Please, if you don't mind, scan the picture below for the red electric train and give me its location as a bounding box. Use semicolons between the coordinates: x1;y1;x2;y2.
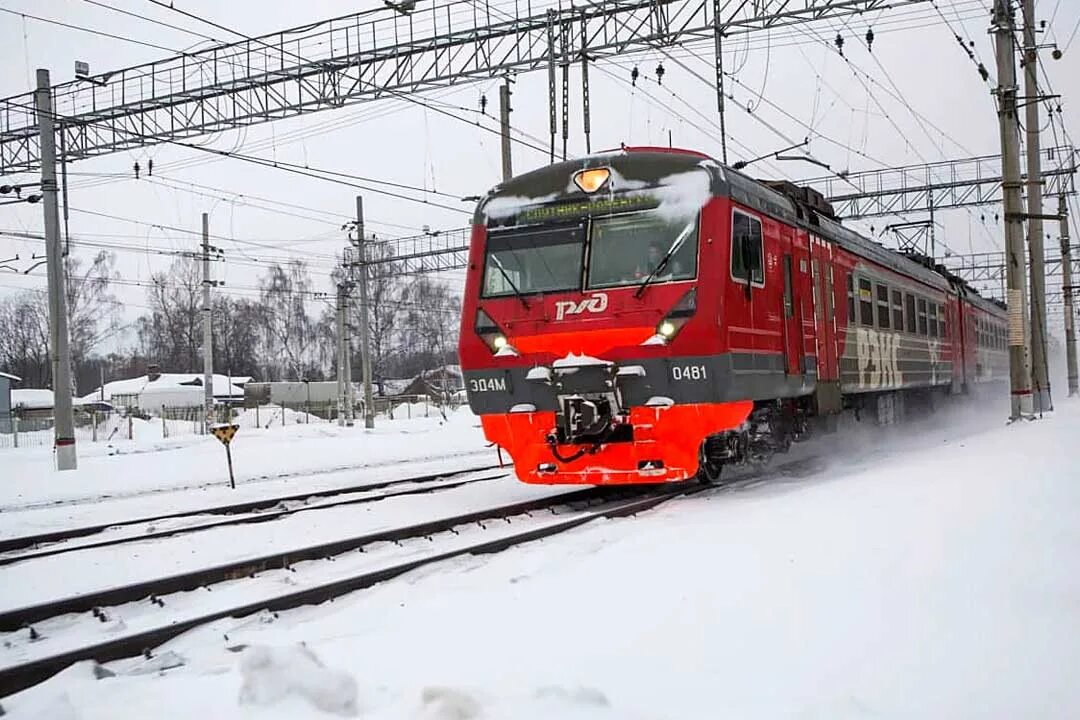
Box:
458;147;1008;484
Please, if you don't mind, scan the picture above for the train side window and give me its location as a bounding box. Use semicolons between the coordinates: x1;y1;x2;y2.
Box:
783;255;794;318
905;293;917;333
858;278;874;326
891;290;904;330
847;273;855;321
731;211;764;285
876;284;891;329
917;298;928;336
928;303;938;337
939;305;947;338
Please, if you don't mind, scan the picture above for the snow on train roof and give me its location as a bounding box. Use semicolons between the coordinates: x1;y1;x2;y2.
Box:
478;148;1003;310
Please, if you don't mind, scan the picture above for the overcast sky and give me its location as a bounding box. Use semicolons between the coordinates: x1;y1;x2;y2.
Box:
0;0;1077;346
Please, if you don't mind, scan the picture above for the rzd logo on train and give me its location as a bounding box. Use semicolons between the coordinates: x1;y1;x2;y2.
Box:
554;292;608;321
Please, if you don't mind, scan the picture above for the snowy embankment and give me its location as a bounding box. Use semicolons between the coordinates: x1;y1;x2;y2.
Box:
3;396;1078;718
0;408;496;536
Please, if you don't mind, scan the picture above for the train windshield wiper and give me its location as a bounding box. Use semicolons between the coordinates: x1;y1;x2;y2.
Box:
490;253;530;309
634;220;695;299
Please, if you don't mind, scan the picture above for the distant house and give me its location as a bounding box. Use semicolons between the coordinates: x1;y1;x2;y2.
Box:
82;369;251;413
400;365;464;399
0;371;18;434
8;387;113;423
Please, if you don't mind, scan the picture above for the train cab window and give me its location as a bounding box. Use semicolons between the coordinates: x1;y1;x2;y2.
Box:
588;211;698;289
482;223;585;297
858;278;874;326
928;302;938;337
730;211;764;285
891;290;904;331
917;298;928;335
905;293;917;333
876;284;891;329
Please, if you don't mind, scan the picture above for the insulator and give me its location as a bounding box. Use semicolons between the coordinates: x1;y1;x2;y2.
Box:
631;65;639;86
133;161;140;179
865;28;874;50
835;33;844;53
655;63;665;84
480;94;488;114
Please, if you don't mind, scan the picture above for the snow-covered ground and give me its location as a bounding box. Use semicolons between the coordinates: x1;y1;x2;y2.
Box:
1;392;1078;717
0;407;496;522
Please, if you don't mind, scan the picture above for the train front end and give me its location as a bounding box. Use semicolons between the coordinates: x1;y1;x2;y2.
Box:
459;148;752;484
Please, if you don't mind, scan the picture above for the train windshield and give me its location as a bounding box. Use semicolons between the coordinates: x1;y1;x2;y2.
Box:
587;211;698;289
481;224;585;298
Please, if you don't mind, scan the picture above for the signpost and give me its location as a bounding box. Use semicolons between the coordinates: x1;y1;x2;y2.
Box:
211;423;239;489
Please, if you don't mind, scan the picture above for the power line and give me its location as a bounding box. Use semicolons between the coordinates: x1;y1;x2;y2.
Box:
0;4;179;53
81;0;220;44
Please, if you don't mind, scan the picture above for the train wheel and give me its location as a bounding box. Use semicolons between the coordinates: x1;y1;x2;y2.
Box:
696;446;724;485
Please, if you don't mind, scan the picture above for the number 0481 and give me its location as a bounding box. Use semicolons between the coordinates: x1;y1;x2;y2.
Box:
671;365;707;381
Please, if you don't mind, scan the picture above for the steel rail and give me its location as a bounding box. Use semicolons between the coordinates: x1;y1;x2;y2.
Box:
0;471;509;567
0;463;502;555
0;486;614;632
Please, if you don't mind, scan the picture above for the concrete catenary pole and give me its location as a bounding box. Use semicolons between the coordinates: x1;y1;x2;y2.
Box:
35;68;77;470
356;196;375;429
1022;0;1051;411
499;80;513;182
344;317;354;427
336;283;346;426
1061;194;1079;396
201;212;214;430
992;0;1034;419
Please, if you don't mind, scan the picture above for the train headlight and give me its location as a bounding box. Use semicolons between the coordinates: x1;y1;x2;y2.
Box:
476;309;517;355
646;288;697;345
573;167;611;193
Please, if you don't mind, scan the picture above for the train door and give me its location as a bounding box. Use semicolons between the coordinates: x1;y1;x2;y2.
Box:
809;235;838;381
781;231;801;375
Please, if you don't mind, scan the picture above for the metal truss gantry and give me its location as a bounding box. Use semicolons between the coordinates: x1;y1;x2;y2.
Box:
0;0;926;173
349;228;470;275
807;146;1077;219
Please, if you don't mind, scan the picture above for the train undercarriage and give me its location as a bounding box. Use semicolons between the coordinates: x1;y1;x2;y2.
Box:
695;400;812;483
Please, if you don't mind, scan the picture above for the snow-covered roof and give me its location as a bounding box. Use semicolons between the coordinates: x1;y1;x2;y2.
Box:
0;371;20;382
11;389;115;410
81;373;252;403
11;388;54;410
378;378;412;396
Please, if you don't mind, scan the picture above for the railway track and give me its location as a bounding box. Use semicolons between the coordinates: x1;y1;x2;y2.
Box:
0;449;498;514
0;483;697;697
0;464;505;560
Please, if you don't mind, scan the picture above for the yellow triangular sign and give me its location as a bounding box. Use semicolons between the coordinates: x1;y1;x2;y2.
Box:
212;423;238;445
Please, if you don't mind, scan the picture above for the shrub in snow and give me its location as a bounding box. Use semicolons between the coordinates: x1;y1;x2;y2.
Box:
238;643;358;717
419;686;482;720
533;685;610;708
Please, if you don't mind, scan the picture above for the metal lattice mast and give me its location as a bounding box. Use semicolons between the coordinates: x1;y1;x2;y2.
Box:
1;0;928;173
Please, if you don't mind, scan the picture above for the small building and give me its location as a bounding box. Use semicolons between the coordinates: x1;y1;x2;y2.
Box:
0;371;18;434
82;369;250;414
400;365;464;399
244;381;345;407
